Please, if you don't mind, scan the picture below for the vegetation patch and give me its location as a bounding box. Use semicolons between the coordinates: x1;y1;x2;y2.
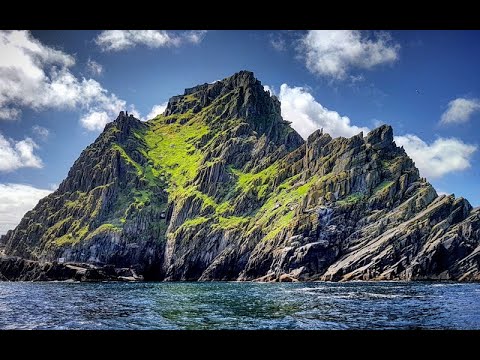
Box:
54;224;89;246
143;111;209;197
215;216;250;230
374;181;394;194
248;175;318;240
84;223;122;242
112;144;143;176
337;192;365;206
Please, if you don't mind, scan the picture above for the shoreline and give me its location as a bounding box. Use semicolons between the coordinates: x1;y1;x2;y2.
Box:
1;255;479;283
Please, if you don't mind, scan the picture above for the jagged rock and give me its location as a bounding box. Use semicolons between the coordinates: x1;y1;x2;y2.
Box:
0;256;141;282
278;273;297;282
1;70;479;282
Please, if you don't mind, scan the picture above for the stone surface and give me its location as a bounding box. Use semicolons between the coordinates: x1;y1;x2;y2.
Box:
0;256;142;282
1;70;479;282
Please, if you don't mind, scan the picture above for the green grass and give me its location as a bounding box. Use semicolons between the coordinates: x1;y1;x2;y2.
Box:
295;181;313;197
374;180;394;194
381;160;392;169
277;174;301;191
337;192;364;206
264;211;294;240
144;111;209;197
54;224;89;246
232;164;278;193
84;223;122;241
183;94;197;103
112;144;143;176
216;201;234;215
175;216;210;235
133;189;153;208
214;216;250;230
179;186;217;211
247;175;318;240
182;216;210;228
43;85;340;249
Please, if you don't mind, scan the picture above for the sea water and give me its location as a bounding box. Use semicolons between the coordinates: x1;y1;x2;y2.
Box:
0;281;479;329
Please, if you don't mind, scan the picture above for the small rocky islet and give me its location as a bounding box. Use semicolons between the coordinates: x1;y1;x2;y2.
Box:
1;71;479;282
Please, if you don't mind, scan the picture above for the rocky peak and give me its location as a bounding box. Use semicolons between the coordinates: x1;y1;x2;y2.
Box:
365;124;394;150
163;70;304;157
115;110;136;123
164;70;280;123
108;111;143;139
3;71;479;284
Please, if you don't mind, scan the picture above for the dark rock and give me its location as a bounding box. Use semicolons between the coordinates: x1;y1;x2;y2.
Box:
1;70;479;283
0;256;143;282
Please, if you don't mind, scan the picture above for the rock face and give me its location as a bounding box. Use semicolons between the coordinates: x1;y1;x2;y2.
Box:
0;256;142;282
1;70;479;282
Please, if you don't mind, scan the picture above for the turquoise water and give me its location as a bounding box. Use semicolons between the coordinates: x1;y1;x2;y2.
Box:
0;281;479;329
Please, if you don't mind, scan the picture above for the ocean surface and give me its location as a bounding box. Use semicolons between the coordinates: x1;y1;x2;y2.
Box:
0;281;479;329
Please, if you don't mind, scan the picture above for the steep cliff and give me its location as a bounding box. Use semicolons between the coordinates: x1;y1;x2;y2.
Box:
1;70;479;281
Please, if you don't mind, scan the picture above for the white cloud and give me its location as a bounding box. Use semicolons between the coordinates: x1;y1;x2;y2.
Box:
0;132;43;172
95;30;207;52
350;74;365;84
0;183;52;235
270;38;286;51
263;85;276;97
80;111;111;132
145;102;168;120
128;104;142;120
371;119;384;128
0;30;129;131
277;82;476;180
394;135;477;178
31;125;50;141
440;97;480;125
86;58;103;76
183;30;207;45
300;30;400;79
0;107;21;120
278;83;369;139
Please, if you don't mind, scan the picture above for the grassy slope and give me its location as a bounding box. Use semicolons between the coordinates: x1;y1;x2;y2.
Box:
46;89;403;249
137;91;320;240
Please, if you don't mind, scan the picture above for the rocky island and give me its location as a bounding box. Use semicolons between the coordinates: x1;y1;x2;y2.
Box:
1;71;479;282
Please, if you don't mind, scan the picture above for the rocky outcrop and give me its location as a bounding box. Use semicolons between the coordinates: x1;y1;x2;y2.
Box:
1;70;479;282
0;256;142;282
1;111;166;279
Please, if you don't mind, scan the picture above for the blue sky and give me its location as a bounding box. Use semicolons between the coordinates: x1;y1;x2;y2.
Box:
1;30;479;234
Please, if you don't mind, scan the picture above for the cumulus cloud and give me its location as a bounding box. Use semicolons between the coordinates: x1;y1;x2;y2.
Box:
0;107;21;120
0;30;129;131
0;183;52;235
95;30;207;52
440;97;480;125
394;135;477;178
145;103;168;120
31;125;50;141
0;132;43;172
80;111;110;131
86;58;103;76
300;30;400;80
278;83;369;139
